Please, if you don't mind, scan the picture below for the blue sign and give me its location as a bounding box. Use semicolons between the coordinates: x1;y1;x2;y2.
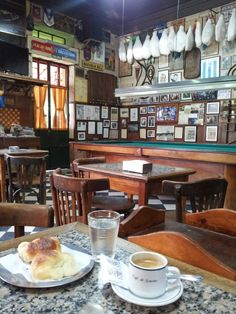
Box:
54;46;77;61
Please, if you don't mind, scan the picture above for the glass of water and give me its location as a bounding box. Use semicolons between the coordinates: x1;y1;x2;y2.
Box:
88;210;120;261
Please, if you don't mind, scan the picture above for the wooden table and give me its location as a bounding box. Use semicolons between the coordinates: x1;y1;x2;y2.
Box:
0;222;235;313
0;149;48;202
77;162;195;205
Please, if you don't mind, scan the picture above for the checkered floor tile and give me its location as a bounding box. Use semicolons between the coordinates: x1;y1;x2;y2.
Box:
0;169;176;241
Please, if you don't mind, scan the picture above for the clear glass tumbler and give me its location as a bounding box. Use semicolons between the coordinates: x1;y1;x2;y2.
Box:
88;210;120;261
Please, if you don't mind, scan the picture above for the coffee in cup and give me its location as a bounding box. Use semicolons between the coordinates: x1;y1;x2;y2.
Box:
128;251;180;298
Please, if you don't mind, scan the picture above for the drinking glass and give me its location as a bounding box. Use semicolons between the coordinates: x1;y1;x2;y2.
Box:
88;210;120;261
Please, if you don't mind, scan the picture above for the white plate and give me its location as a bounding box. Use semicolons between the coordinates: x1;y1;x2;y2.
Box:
112;281;183;307
0;244;94;288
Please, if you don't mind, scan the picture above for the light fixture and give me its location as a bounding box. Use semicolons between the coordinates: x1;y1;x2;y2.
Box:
115;75;236;98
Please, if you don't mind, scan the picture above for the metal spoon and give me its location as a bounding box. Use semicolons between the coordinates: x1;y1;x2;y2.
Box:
179;274;203;282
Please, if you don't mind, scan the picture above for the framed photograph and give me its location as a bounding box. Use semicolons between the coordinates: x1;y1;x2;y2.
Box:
111;107;118;120
206;115;218;124
184;126;197;142
158;70;169;83
206;126;218;142
121;119;127;127
103;120;110;127
130;108;138;122
103;128;109;138
147;130;156;138
181;92;192;101
111;121;118;129
101;106;109;119
148;106;155;113
88;121;96;134
119;60;132;77
77;121;86;131
160;94;170;102
140;107;148;114
109;129;119;139
153;95;160;103
174;126;183;139
156;105;177;123
169;71;182;82
120;107;129;118
201;57;220;79
78;132;86;141
121;129;127;139
169;93;180;102
206;102;220;114
148;116;156;128
156;125;174;141
140;128;146;139
140;116;147;127
128;123;139;132
97;122;103;135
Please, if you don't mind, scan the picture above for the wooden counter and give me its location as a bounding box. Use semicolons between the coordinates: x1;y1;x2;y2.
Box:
0;136;40;149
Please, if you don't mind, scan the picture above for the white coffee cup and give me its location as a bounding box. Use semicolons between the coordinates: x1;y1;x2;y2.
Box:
128;251;180;298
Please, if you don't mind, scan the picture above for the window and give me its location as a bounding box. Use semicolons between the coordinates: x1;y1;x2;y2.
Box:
33;58;68;130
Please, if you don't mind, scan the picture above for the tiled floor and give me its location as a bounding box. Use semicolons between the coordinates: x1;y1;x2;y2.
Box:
0;170;176;241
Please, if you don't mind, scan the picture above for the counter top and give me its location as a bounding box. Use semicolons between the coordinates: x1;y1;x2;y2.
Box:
0;223;235;313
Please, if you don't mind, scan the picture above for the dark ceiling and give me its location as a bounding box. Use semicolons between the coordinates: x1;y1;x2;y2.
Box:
12;0;236;36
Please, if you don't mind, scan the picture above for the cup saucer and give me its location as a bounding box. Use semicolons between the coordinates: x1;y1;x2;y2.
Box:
111;280;183;307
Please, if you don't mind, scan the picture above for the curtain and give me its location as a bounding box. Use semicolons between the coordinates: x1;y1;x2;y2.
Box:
52;88;67;129
34;86;47;128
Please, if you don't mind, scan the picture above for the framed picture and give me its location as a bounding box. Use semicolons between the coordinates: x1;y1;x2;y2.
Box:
147;130;156;138
181;92;192;101
160;94;169;102
111;107;118;120
120;107;129;118
140;116;147;127
101;106;109;119
97;122;103;135
111;121;118;129
156;125;175;141
201;57;220;79
174;126;183;139
119;60;132;77
88;121;96;134
103;120;110;127
121;119;127;127
158;70;169;83
78;132;86;141
206;126;218;142
184;126;197;142
169;93;180;101
103;128;109;138
121;129;127;139
77;121;86;131
128;123;139;132
169;71;182;82
156;105;177;123
148;116;155;127
206;102;220;114
140;107;147;114
206;115;218;124
148;106;155;113
130;108;138;121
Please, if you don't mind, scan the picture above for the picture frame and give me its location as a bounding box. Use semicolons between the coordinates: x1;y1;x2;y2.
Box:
206;115;219;124
121;119;127;127
158;70;169;83
140;116;147;127
156;125;175;141
148;106;155;113
111;107;118;121
147;129;156;138
201;57;220;79
128;123;139;132
140;107;148;114
181;92;192;101
206;102;220;114
148;116;156;128
206;125;218;142
174;126;183;139
184;126;197;142
111;121;118;129
130;108;138;121
103;128;109;138
169;71;182;82
120;107;129;118
101;106;109;119
77;121;86;131
78;132;86;141
156;105;177;123
169;93;180;102
121;129;127;139
119;60;132;77
103;120;110;127
160;94;170;102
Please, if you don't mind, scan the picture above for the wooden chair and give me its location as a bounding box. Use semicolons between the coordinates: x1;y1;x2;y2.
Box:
162;178;228;223
50;168;113;225
0;202;54;238
71;157;135;217
5;154;47;204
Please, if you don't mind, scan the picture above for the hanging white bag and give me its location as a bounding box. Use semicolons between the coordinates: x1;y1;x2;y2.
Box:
176;25;186;53
150;30;160;58
167;26;176;52
215;14;226;42
133;35;143;60
142;34;151;60
227;8;236;41
159;29;170;56
195;21;202;48
202;18;214;46
127;40;133;64
119;39;127;62
185;25;194;51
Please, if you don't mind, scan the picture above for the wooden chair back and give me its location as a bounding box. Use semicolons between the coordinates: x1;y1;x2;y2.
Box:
162;178;228;223
50;168;110;225
5;154;47;204
0;202;54;238
71;157;106;178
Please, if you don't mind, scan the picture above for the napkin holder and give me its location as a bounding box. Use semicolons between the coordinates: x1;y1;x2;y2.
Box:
122;160;153;174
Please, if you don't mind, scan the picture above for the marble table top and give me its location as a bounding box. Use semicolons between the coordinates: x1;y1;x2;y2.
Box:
0;229;236;313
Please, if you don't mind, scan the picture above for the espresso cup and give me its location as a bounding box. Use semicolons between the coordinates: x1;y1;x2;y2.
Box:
128;251;180;298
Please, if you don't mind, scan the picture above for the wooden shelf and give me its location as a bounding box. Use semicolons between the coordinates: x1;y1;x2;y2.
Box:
0;72;48;86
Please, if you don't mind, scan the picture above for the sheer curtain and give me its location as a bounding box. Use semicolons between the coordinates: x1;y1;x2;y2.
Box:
51;88;67;129
34;86;47;128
